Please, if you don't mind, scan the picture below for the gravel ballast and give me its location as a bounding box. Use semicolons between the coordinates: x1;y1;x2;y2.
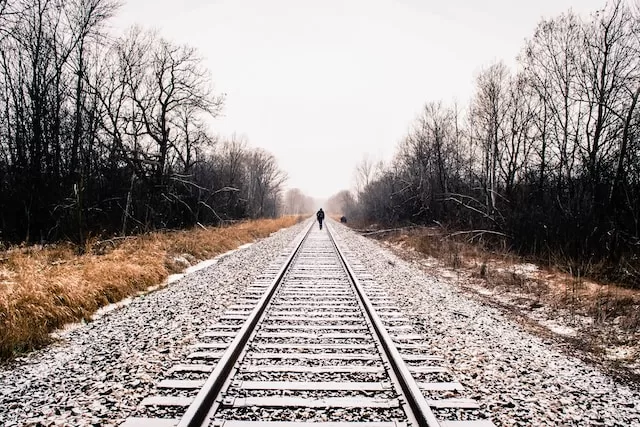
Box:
329;222;640;427
1;220;639;426
0;221;309;427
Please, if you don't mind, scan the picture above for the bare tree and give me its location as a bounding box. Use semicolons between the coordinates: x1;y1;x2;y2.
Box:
354;154;378;195
469;62;510;219
326;190;356;217
125;32;223;188
283;188;315;215
500;72;535;196
522;12;583;192
246;148;287;218
578;1;637;197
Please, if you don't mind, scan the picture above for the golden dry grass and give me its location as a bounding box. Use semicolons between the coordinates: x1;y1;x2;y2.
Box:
383;227;488;270
379;226;640;336
0;216;303;359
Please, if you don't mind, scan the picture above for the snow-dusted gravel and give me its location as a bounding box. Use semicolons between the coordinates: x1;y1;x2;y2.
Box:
330;222;640;427
2;219;639;427
0;220;309;427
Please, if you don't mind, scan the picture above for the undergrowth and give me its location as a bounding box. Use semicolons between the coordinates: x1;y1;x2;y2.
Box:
367;225;640;337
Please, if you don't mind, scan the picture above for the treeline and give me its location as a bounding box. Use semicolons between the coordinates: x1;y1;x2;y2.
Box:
281;188;316;215
338;1;640;286
0;0;287;245
327;190;357;217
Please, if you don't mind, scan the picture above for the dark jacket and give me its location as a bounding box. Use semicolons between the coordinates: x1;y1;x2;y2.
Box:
316;209;325;221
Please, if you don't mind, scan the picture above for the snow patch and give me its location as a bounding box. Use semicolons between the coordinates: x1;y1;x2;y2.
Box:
512;263;539;274
538;319;578;337
91;297;134;320
439;270;458;279
476;287;494;296
605;345;637;361
495;263;539;276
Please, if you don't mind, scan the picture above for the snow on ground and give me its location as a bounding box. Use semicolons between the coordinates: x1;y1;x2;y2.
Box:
0;222;308;427
381;235;640;379
330;222;640;427
1;220;638;426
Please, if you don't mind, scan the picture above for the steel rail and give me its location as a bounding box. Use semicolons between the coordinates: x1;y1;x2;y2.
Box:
176;220;315;427
326;221;442;427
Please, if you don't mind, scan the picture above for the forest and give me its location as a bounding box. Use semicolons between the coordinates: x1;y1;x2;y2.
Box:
331;1;640;287
0;0;288;246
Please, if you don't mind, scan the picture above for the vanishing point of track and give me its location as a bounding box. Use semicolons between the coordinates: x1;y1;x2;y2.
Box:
122;220;495;427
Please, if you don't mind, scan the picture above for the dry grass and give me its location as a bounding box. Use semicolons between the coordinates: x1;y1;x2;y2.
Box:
384;227;488;270
362;225;640;379
374;226;640;337
0;216;302;359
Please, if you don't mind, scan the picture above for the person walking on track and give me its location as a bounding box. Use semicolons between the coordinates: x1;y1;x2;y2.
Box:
316;208;325;230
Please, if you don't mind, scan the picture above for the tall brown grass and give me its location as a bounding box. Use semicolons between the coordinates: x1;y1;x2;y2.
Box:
375;226;640;337
0;216;303;359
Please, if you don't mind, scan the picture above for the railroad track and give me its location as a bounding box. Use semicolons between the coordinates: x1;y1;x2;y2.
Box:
122;221;495;427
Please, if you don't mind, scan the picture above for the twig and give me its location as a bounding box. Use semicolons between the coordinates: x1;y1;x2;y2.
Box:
198;200;224;223
361;226;420;236
170;176;209;192
441;194;499;224
447;229;511;240
212;186;240;194
93;236;135;250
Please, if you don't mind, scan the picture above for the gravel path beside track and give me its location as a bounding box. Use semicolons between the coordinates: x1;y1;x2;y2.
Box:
0;221;308;427
1;220;639;426
330;222;640;427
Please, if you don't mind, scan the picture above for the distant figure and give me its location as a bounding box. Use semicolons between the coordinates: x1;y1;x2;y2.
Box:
340;216;347;223
316;208;325;230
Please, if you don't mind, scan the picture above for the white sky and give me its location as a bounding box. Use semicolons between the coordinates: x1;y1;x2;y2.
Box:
109;0;605;200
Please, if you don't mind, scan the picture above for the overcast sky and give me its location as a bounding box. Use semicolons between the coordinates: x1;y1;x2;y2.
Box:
109;0;605;200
